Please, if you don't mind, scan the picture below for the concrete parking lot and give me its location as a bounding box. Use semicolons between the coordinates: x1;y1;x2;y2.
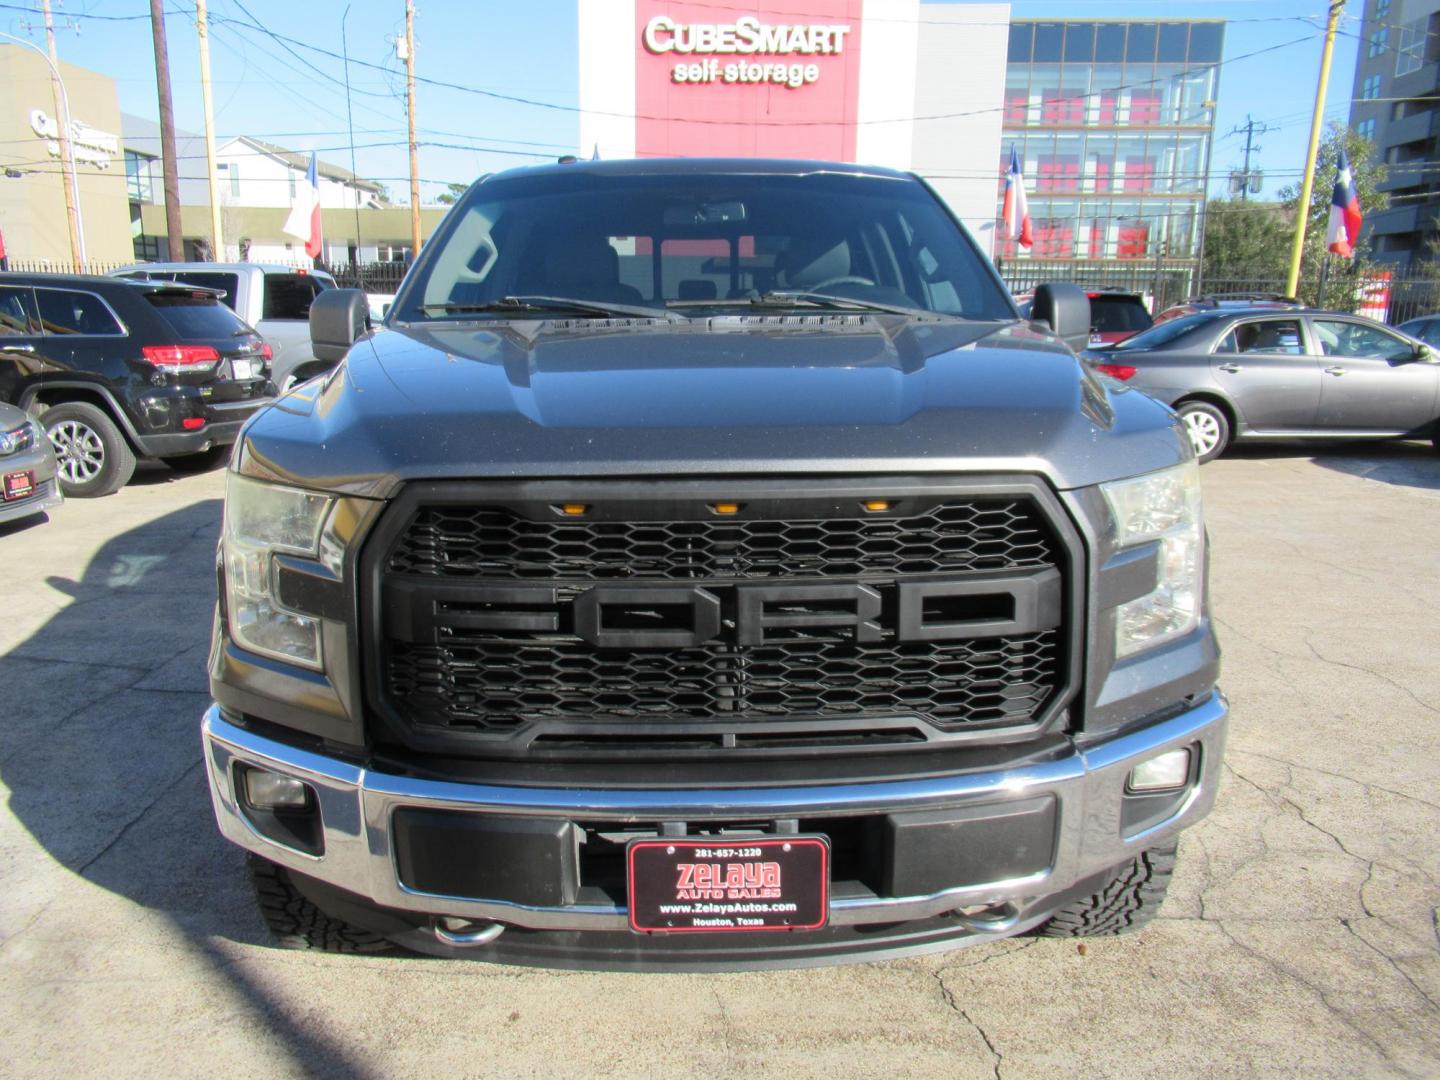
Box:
1;447;1438;1078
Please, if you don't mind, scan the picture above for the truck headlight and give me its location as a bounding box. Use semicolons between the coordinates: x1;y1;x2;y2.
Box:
1101;461;1204;659
223;474;337;669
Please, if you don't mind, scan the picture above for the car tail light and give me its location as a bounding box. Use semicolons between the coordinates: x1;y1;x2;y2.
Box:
1095;363;1137;380
182;417;207;430
260;343;273;362
142;344;220;372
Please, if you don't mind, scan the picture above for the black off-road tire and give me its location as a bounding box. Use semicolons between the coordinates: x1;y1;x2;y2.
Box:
43;401;136;498
163;444;233;473
1034;843;1176;937
1175;400;1231;464
247;855;395;953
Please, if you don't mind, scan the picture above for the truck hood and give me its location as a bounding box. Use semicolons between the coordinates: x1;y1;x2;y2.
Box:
240;314;1187;498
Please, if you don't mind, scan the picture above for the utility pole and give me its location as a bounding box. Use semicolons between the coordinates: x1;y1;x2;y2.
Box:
342;4;364;286
40;0;83;267
404;0;421;257
196;0;223;260
149;0;184;261
1226;115;1269;201
1285;0;1345;298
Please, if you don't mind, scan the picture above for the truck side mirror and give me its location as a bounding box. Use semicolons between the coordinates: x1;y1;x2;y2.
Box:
1030;283;1091;353
310;288;370;363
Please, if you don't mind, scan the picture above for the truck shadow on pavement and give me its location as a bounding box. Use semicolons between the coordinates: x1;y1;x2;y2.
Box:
1;498;372;1079
1225;440;1440;493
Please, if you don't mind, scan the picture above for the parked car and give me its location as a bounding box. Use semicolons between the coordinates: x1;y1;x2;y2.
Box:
0;399;62;525
1397;314;1440;348
1016;287;1152;345
1082;307;1440;462
1153;293;1303;326
0;272;274;496
202;156;1227;967
112;263;336;392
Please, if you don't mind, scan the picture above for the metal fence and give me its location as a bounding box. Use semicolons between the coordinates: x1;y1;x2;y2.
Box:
996;257;1439;325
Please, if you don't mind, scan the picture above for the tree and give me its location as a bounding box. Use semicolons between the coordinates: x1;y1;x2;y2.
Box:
1201;198;1290;284
436;182;468;206
1277;122;1389;309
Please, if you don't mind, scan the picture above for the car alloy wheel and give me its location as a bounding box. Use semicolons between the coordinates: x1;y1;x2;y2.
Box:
1182;410;1222;457
49;419;105;484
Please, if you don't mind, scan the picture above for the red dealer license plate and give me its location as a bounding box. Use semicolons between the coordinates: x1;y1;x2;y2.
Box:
3;471;35;501
627;836;829;933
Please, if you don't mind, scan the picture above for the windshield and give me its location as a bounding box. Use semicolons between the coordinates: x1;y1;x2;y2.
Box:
1113;312;1219;350
395;169;1015;323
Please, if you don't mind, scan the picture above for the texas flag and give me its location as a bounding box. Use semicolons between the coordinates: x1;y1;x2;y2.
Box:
1002;145;1033;249
1326;148;1363;259
282;152;323;260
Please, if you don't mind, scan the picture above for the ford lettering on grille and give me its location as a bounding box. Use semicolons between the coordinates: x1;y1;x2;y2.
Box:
383;572;1062;650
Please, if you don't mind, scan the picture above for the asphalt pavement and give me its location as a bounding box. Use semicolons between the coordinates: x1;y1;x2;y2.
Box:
1;447;1437;1078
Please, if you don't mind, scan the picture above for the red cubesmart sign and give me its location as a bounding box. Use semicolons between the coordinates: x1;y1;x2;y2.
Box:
634;0;864;161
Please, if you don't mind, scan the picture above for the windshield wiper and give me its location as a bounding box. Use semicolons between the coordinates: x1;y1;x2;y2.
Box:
668;291;952;319
421;295;679;322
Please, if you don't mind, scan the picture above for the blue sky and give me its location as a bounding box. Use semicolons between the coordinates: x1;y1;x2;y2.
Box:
0;0;1360;202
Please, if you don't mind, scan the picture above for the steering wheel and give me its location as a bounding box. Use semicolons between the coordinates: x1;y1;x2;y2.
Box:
805;275;876;291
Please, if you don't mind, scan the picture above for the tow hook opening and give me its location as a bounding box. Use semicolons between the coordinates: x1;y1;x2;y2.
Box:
951;901;1023;934
431;917;506;947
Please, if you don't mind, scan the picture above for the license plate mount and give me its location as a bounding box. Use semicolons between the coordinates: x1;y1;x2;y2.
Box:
3;470;35;501
626;836;829;934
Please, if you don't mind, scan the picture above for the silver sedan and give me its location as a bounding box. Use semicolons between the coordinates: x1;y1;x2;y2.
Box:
1083;308;1440;462
0;400;62;526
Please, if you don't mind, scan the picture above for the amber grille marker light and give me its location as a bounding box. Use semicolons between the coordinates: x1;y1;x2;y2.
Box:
711;502;741;515
863;500;891;512
560;504;588;516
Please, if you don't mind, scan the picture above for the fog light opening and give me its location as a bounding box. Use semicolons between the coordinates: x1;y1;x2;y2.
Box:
242;767;314;810
1127;748;1192;793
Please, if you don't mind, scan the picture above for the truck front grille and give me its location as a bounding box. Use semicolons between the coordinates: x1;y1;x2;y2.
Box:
364;479;1079;759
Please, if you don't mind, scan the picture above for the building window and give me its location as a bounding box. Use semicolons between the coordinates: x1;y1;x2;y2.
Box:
1117;222;1150;259
1033;220;1074;258
1361;74;1382;99
1375;0;1390;20
1357;118;1377;142
1040;88;1084;125
289;171;296;198
1123;159;1157;191
1091;156;1114;193
1004;90;1030;124
1037;156;1081;191
229;165;241;198
124;150;154;203
1368;27;1388;57
1128;90;1162;124
376;244;412;263
1395;17;1427;76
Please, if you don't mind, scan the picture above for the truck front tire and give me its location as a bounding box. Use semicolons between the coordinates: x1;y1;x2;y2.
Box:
248;855;395;953
1035;843;1176;937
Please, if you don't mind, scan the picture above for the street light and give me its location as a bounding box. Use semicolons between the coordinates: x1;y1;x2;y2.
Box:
0;29;87;265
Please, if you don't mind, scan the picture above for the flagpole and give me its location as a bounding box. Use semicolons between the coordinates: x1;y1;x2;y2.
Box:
1285;0;1345;298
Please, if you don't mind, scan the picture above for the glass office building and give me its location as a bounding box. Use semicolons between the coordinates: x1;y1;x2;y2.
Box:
999;20;1225;265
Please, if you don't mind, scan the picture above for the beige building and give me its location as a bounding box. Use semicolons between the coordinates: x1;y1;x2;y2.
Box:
2;46;449;269
0;44;134;265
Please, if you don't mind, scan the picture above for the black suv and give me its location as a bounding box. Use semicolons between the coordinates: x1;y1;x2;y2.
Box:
0;273;274;496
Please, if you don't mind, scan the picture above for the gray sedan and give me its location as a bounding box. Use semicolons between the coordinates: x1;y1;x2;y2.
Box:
0;399;62;526
1083;308;1440;462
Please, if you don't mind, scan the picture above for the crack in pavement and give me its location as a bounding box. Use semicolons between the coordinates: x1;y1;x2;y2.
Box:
934;969;1003;1080
1229;749;1440;815
1339;917;1440;1013
1303;633;1440;716
1212;920;1410;1076
76;760;203;877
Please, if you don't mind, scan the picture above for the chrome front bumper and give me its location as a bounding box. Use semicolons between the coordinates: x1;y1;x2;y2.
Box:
203;693;1227;933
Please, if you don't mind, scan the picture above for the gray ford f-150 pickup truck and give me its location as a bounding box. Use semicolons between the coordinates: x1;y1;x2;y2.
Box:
203;158;1225;970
